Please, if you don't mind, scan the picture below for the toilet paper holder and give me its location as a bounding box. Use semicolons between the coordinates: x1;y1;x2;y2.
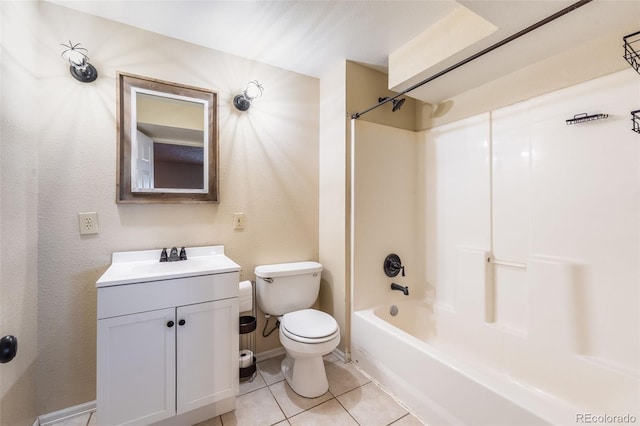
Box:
239;316;257;334
239;280;257;381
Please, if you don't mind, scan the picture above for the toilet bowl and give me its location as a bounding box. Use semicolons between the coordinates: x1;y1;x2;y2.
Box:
254;261;340;398
279;309;340;398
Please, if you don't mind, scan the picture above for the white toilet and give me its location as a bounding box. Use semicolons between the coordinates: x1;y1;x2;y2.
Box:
255;261;340;398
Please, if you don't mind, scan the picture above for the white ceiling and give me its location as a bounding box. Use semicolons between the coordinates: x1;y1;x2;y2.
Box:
48;0;460;77
49;0;640;103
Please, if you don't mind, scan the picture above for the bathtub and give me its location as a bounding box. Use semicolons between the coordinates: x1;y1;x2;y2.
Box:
351;300;639;426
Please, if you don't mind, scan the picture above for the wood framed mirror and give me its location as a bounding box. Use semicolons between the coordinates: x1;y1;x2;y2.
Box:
116;72;218;203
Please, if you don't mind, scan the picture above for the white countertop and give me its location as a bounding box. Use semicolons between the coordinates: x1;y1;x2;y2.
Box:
96;245;241;287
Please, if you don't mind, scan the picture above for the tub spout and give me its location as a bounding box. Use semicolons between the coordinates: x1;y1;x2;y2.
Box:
391;283;409;296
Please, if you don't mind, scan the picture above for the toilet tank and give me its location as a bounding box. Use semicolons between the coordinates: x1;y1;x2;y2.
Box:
255;261;322;316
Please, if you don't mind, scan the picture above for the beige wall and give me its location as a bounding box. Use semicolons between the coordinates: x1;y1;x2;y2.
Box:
351;121;421;311
0;2;39;424
318;61;349;353
0;1;320;414
346;61;417;131
319;60;420;358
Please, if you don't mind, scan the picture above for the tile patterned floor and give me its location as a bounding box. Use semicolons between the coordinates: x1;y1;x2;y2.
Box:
52;353;424;426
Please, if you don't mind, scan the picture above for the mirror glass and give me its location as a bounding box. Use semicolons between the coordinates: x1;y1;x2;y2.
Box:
117;73;218;203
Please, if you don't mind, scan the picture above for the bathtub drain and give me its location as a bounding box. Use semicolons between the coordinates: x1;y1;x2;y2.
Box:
390;305;398;316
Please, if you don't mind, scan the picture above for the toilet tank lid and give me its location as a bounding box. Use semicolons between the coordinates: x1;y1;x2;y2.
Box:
255;261;322;278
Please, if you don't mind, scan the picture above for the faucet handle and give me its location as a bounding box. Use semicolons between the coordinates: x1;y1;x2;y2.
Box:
160;248;168;262
384;254;405;277
179;247;187;260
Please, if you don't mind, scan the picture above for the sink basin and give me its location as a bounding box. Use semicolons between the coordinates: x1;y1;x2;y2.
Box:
96;245;241;287
131;257;216;275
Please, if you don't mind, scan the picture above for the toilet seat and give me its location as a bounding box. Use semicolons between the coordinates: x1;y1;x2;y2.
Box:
281;309;338;344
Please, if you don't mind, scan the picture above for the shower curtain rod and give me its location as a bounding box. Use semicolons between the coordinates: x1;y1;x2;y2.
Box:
351;0;593;119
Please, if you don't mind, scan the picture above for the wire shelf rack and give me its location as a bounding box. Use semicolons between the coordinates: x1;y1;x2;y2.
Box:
624;30;640;75
565;113;608;125
632;110;640;134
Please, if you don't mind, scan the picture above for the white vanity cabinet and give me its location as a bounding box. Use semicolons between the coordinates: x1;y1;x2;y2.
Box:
96;246;240;426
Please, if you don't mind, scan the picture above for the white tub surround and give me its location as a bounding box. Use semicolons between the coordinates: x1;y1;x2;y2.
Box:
350;71;640;426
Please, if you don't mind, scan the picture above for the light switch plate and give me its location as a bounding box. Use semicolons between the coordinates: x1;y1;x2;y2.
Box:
233;213;245;230
78;212;99;235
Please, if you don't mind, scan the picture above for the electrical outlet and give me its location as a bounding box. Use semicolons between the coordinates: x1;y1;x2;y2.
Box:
78;212;99;235
233;213;245;230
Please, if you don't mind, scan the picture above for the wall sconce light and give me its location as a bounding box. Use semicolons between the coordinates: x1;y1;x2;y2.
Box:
233;80;264;111
61;41;98;83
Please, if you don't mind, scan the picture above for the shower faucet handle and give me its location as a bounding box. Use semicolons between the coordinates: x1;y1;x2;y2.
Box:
384;253;405;277
390;261;405;276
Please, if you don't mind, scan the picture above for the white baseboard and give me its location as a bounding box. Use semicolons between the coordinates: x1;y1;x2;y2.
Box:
333;346;350;363
38;401;96;426
255;346;285;362
256;345;349;364
35;347;345;425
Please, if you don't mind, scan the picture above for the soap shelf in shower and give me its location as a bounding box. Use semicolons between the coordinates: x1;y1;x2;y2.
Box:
565;113;608;125
623;30;640;75
632;110;640;134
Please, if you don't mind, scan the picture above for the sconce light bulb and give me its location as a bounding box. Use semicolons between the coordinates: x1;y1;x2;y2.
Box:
66;51;88;68
234;80;263;111
244;80;263;100
61;41;98;83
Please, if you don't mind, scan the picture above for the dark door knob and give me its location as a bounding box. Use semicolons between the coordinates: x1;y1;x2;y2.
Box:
0;335;17;364
178;319;186;326
167;321;175;328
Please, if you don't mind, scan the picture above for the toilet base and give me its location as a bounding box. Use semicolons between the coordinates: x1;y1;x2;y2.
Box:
281;353;329;398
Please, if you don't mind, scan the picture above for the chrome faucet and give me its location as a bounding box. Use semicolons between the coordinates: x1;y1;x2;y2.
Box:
391;283;409;296
169;247;179;261
160;246;187;262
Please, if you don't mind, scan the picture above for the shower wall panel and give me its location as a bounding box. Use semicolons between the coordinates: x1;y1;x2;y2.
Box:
422;69;639;371
351;120;420;311
491;106;531;264
526;70;639;369
423;113;491;310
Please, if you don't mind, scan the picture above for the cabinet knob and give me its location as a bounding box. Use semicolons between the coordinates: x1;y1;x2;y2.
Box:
167;321;175;328
178;319;186;326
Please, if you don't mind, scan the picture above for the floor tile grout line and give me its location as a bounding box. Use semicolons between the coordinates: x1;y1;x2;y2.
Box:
267;378;340;422
388;412;415;425
332;393;362;426
265;378;289;424
329;378;372;399
350;362;425;424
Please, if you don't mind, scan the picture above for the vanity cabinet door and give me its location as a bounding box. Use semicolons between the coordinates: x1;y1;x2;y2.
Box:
176;298;239;414
97;308;176;426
